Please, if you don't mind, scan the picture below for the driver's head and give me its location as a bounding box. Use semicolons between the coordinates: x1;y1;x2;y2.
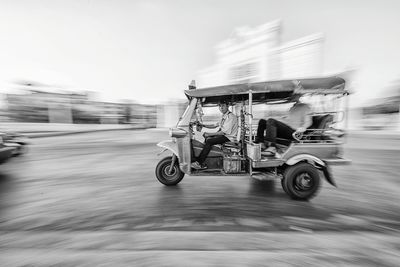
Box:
218;100;229;114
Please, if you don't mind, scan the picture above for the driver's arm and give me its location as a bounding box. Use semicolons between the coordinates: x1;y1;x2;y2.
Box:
302;113;312;129
296;106;312;132
200;122;219;129
205;129;225;137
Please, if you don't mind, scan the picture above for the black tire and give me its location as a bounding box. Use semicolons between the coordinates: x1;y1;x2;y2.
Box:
281;178;288;194
155;156;185;186
283;163;321;200
15;145;28;156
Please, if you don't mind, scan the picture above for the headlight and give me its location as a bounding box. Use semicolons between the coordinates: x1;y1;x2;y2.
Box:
170;128;187;138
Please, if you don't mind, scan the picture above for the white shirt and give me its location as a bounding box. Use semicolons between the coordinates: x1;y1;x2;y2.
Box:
284;102;312;130
219;112;238;142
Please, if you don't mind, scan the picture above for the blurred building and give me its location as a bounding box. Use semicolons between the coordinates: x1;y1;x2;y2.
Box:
190;20;324;128
6;90;79;123
3;90;157;127
130;103;157;128
156;101;187;128
197;20;323;87
361;95;400;130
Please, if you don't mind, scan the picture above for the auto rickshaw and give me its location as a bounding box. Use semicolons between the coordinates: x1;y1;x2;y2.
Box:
155;75;351;200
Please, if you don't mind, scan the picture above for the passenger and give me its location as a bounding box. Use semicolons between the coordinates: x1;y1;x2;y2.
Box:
191;100;238;170
255;95;312;155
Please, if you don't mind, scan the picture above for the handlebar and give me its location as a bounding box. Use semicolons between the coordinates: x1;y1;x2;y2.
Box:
189;121;203;132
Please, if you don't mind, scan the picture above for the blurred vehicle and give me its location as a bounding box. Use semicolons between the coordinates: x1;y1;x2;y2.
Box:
0;134;16;163
156;75;351;201
1;131;29;156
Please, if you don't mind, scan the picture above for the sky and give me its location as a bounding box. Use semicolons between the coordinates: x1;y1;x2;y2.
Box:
0;0;399;105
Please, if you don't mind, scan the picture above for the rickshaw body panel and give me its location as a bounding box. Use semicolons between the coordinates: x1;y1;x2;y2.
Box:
282;143;340;162
176;136;192;174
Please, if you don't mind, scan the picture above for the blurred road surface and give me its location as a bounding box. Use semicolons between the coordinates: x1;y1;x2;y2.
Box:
0;130;399;266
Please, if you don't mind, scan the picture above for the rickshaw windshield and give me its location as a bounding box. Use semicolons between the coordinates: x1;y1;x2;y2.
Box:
177;98;198;126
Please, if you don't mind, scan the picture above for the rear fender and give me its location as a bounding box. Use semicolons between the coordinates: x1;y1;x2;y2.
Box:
286;154;336;187
321;164;337;187
286;154;325;167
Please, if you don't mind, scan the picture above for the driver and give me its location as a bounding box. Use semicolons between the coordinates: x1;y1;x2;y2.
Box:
255;95;312;155
191;100;238;170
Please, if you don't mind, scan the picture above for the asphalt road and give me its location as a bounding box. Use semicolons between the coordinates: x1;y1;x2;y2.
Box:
1;130;400;266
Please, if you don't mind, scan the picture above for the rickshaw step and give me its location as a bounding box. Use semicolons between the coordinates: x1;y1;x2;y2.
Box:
251;171;279;181
323;158;352;165
191;169;248;176
252;159;285;168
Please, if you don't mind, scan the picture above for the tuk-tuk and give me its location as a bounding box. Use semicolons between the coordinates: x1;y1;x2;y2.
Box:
155;75;351;200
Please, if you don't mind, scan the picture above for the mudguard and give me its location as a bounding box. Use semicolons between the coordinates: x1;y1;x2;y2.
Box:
286;154;336;187
157;140;179;159
322;164;337;187
286;154;325;167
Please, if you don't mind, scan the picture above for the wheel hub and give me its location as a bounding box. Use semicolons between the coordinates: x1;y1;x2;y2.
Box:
163;165;177;178
295;172;313;191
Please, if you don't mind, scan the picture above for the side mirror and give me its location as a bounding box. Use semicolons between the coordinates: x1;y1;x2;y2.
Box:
188;80;196;90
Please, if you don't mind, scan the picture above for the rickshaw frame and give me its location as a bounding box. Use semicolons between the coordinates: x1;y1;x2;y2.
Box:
156;75;351;200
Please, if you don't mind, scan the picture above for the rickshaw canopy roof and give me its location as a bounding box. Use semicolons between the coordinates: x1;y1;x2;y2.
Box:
185;76;347;105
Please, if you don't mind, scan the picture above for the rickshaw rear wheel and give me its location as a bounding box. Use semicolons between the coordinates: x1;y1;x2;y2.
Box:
15;144;28;156
155;156;185;186
283;162;321;200
281;178;288;194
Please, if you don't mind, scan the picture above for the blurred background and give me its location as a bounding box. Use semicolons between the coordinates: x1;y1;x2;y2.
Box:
0;0;399;266
0;0;399;130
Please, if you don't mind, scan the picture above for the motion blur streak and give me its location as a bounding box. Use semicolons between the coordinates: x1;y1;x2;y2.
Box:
0;129;399;266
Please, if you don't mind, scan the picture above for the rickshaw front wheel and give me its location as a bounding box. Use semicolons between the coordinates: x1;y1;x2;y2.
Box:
155;156;185;186
282;163;321;200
